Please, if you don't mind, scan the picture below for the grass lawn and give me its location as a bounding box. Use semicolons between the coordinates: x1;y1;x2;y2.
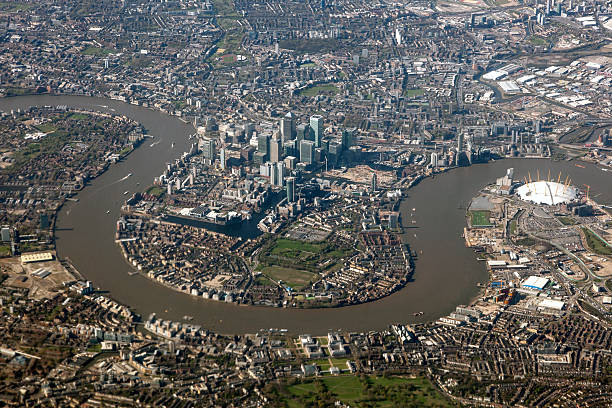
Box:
145;185;165;198
510;220;518;234
35;123;57;133
69;113;91;121
311;358;331;371
300;84;339;97
82;46;114;56
529;36;548;46
87;344;102;352
330;357;350;367
260;265;315;290
582;228;612;256
118;146;133;157
404;88;424;98
515;237;537;247
470;210;492;227
12;130;69;171
0;2;33;11
0;245;10;257
211;0;245;59
259;238;354;281
270;239;323;258
277;375;455;407
558;216;577;226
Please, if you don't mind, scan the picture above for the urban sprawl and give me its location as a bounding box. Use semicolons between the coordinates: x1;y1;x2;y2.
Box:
0;0;612;406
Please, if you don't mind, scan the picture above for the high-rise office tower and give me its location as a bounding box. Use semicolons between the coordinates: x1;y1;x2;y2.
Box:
220;148;227;170
276;162;285;187
342;128;355;149
269;137;282;163
280;112;295;142
286;177;296;202
257;134;270;160
300;140;315;164
201;138;215;161
309;115;323;148
296;123;309;142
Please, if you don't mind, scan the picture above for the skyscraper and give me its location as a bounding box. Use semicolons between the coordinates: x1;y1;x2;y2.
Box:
269;137;282;163
286;177;296;202
280;112;295;142
201;138;215;161
342;128;355;149
430;152;438;167
276;162;285;187
257;134;269;160
220;148;227;170
309;115;323;148
300;140;315;165
296;123;309;142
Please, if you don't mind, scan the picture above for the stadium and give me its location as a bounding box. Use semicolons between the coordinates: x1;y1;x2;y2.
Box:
516;180;579;205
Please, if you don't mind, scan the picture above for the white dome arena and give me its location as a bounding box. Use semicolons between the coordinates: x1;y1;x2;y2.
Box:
516;181;579;205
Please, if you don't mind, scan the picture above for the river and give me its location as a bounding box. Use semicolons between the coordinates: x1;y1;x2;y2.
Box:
1;95;611;334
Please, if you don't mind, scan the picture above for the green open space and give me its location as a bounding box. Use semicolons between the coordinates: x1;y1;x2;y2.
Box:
529;36;548;46
330;357;350;367
11;130;69;171
270;239;324;257
35;123;57;133
4;87;35;96
87;343;102;352
68;113;91;121
510;220;518;235
118;146;133;157
266;375;455;408
311;358;331;371
126;56;152;68
299;84;340;97
0;245;10;257
259;265;315;290
257;238;354;290
582;228;612;256
82;46;114;57
404;88;425;98
470;210;492;227
515;236;537;247
211;0;245;60
0;2;33;11
558;216;577;226
145;185;165;198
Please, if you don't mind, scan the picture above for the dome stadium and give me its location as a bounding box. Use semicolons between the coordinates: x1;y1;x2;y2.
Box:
516;181;579;205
